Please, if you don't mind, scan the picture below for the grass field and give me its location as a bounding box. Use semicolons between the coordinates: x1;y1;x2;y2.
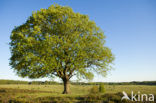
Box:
0;84;156;103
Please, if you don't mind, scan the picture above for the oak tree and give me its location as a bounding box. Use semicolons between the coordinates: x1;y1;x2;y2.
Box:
10;4;114;94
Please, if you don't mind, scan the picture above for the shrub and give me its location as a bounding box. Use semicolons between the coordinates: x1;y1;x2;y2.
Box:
90;85;99;94
99;84;105;93
0;89;6;93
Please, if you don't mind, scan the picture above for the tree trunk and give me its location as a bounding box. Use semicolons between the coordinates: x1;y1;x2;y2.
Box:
62;78;69;94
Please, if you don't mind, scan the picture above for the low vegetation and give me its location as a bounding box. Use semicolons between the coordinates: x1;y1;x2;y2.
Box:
0;80;156;102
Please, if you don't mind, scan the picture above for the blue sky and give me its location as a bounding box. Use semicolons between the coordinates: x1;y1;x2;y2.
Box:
0;0;156;82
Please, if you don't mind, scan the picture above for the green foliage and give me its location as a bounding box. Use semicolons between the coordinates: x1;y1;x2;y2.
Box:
0;80;59;85
90;85;99;94
0;80;28;84
10;4;114;83
99;84;105;93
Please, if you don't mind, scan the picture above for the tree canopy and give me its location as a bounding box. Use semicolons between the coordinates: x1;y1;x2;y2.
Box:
10;4;114;93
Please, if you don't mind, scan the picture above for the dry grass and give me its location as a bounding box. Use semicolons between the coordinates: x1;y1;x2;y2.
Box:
0;84;156;102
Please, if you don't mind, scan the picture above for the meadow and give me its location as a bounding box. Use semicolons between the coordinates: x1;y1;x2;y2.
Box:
0;83;156;103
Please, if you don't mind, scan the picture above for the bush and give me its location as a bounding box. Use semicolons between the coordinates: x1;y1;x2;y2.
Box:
90;85;99;94
99;84;105;93
0;89;6;93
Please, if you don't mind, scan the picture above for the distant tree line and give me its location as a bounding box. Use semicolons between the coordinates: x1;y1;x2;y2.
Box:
70;81;156;85
0;80;156;85
0;80;60;85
